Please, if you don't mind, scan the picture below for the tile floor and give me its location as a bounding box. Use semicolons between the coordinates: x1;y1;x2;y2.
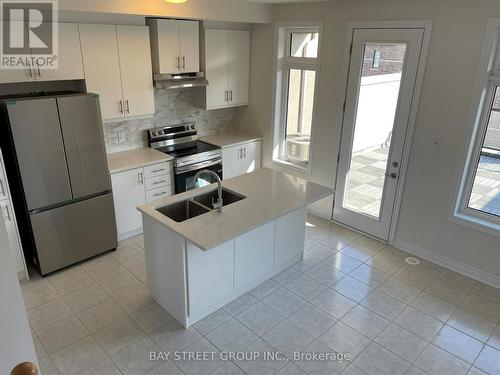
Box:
21;214;500;375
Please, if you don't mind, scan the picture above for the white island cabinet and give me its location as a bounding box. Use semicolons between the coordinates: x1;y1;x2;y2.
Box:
138;168;332;327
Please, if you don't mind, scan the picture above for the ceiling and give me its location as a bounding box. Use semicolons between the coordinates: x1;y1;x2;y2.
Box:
244;0;332;3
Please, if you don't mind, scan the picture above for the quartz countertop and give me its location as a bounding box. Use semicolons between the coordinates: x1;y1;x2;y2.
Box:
199;131;262;149
107;147;173;174
137;168;333;250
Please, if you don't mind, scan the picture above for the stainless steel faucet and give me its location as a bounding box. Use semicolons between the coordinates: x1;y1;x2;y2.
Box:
193;169;223;212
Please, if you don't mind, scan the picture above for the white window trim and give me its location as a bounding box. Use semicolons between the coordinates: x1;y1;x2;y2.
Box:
271;21;323;174
450;17;500;238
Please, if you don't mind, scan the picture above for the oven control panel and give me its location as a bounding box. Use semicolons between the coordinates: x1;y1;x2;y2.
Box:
148;123;197;142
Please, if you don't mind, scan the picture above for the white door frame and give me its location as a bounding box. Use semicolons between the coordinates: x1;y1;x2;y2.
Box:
331;20;433;244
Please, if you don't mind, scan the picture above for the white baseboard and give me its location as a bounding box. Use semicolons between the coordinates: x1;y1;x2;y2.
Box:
394;238;500;290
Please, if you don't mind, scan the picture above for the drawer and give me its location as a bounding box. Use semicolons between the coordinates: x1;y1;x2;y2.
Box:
145;186;172;202
145;173;171;191
144;162;171;179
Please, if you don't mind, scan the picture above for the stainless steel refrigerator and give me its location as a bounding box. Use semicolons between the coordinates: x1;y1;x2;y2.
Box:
0;93;117;275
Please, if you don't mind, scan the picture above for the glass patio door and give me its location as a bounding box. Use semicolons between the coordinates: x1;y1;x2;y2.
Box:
333;28;424;241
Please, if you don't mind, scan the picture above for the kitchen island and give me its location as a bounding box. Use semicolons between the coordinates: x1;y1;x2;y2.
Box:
137;168;332;327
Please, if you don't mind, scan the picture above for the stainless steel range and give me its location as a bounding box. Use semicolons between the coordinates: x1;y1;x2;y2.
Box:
148;123;222;193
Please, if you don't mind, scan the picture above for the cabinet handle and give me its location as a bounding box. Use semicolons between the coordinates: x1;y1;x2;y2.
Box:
3;204;11;221
182;56;186;69
0;179;5;197
151;168;166;173
138;172;144;185
125;100;130;114
243;147;247;158
176;56;181;70
229;90;233;102
37;63;41;78
238;149;242;159
119;100;124;114
224;90;228;102
27;62;33;78
152;179;166;185
153;191;166;197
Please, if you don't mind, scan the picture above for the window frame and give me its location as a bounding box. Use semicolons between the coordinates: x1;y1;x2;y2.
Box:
452;18;500;237
272;22;323;173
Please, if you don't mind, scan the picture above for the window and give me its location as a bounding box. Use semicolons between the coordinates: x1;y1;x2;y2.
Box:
273;25;321;170
454;19;500;233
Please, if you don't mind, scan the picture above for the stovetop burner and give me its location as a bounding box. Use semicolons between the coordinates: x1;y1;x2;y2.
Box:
148;123;222;168
158;141;219;158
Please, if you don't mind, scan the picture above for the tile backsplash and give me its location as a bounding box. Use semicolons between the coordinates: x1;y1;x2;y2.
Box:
104;87;244;153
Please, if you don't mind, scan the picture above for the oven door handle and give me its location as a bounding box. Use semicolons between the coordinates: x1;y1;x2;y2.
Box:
175;158;222;175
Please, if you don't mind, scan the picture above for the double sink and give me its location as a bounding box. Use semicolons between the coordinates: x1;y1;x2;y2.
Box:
157;188;245;222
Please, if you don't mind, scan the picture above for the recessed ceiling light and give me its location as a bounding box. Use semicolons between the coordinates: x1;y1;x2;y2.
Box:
165;0;188;3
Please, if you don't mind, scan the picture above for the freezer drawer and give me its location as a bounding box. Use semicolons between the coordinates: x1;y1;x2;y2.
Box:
30;193;117;275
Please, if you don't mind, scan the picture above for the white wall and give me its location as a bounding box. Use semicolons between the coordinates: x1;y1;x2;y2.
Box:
237;0;500;281
353;73;401;153
59;0;271;24
0;218;37;373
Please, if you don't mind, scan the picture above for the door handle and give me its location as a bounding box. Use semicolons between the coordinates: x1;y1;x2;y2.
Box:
182;56;186;69
125;100;130;114
385;172;397;179
138;172;144;185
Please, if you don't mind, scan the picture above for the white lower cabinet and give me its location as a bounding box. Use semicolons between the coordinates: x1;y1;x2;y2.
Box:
1;200;25;276
0;155;27;278
111;161;172;240
174;207;305;326
234;221;275;290
275;208;307;271
187;240;234;318
222;140;261;179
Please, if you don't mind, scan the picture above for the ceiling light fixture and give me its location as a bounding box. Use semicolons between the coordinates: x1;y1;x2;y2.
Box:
165;0;188;3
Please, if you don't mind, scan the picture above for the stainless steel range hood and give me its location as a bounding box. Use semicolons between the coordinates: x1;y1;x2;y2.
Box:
153;72;208;90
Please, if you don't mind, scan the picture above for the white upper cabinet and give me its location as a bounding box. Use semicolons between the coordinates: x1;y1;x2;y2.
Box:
148;19;200;74
79;24;155;121
228;31;250;107
203;29;250;110
205;30;229;109
79;24;124;120
116;25;155;117
36;23;84;81
0;22;84;83
179;21;200;73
